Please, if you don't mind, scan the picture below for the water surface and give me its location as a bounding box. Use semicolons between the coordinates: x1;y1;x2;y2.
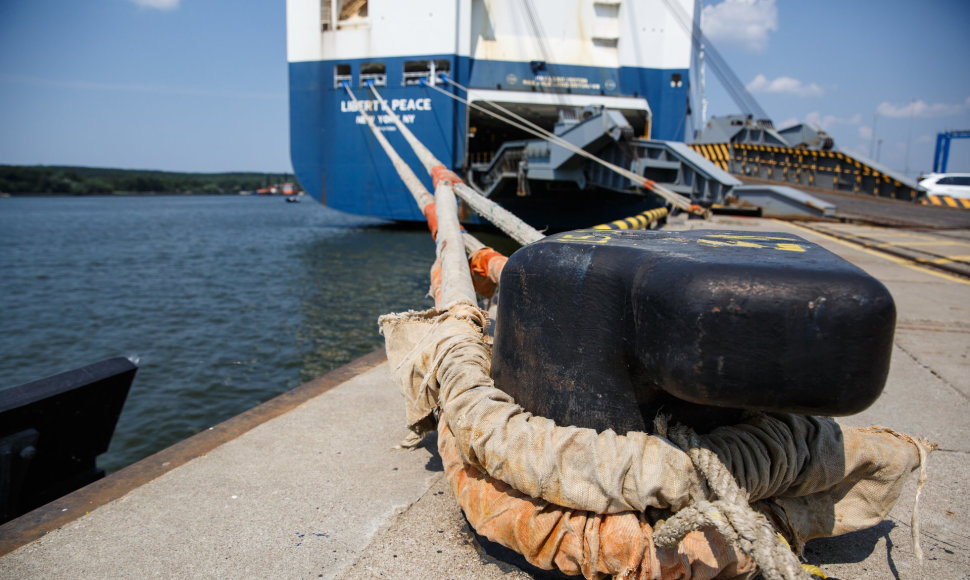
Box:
0;195;437;471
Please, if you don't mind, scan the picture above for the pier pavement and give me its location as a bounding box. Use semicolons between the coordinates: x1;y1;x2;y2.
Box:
1;216;968;579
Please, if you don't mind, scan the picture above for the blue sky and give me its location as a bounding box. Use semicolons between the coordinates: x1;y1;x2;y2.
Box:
703;0;970;178
0;0;289;173
1;0;968;177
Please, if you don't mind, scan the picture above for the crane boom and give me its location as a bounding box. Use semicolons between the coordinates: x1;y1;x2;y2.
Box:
660;0;768;122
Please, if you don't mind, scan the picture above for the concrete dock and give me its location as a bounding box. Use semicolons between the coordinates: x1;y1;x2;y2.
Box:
2;215;968;579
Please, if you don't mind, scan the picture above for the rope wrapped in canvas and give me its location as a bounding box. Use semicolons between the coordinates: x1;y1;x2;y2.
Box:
379;303;928;579
438;420;757;579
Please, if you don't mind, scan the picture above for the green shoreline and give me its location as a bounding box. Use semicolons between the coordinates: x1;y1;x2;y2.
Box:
0;165;295;196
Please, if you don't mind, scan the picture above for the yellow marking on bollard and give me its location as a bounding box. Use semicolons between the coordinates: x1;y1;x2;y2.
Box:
698;237;808;252
705;234;802;242
775;243;808;253
561;233;611;244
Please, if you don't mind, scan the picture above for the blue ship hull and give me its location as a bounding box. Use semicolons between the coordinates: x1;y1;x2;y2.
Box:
289;55;689;227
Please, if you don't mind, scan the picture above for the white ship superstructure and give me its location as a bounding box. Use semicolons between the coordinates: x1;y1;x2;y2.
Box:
287;0;696;224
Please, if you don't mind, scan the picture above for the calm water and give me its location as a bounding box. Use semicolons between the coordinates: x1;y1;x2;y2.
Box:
0;195;440;472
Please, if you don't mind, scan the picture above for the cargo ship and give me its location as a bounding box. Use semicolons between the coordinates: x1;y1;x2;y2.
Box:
286;0;706;229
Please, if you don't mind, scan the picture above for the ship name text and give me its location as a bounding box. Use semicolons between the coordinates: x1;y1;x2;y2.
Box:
340;98;432;113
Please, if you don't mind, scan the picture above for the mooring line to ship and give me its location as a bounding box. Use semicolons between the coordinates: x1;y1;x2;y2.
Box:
347;82;667;243
361;81;671;236
341;83;438;229
361;82;545;247
426;75;693;212
342;82;509;301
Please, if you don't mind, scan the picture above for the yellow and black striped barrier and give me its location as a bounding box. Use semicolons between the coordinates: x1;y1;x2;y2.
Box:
592;207;669;230
689;142;922;201
923;195;970;209
690;143;731;171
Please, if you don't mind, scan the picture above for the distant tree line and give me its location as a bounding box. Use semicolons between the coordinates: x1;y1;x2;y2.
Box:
0;165;295;195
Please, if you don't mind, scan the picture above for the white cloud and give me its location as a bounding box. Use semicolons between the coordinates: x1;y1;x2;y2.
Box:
804;111;861;130
858;125;873;141
777;117;800;129
747;74;824;97
702;0;778;52
130;0;179;10
876;98;967;118
916;134;934;144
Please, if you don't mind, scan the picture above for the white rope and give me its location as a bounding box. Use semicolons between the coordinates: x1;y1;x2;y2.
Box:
434;181;478;308
462;233;486;256
656;421;811;580
345;82;511;266
429;76;693;211
367;84;440;175
453;183;545;246
342;82;434;211
366;82;545;245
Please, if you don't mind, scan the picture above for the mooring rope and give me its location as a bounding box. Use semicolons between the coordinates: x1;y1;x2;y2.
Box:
342;83;437;230
656;419;812;580
344;82;512;306
427;75;693;211
433;179;478;308
363;83;545;246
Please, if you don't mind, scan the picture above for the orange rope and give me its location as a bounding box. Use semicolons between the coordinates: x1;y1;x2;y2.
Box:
439;423;755;579
431;165;464;189
423;202;439;240
429;257;444;308
468;247;507;299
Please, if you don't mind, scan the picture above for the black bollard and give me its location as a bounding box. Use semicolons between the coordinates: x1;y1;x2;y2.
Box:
491;229;895;434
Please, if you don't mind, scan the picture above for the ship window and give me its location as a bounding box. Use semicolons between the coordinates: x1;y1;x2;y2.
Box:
321;0;333;31
334;64;352;89
670;73;683;88
403;60;450;86
360;62;386;87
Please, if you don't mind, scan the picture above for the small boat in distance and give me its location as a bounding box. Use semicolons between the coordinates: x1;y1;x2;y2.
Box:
255;182;300;196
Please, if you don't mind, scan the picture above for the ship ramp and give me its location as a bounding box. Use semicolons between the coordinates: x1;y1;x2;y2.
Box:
469;106;741;209
729;184;836;219
691;115;925;202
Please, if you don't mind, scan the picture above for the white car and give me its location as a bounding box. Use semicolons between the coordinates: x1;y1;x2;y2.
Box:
919;173;970;199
